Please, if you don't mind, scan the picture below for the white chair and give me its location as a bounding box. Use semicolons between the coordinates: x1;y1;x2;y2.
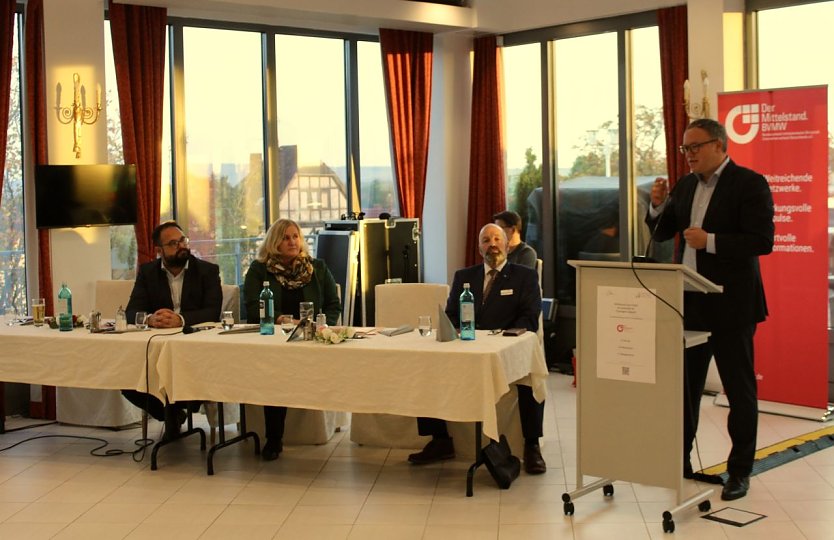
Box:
349;282;524;458
56;280;143;429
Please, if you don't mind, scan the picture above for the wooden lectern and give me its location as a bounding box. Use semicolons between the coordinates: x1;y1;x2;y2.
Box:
563;260;723;534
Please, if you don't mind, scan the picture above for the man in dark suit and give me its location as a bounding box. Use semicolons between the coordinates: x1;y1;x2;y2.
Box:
407;223;546;474
122;221;223;437
647;118;774;501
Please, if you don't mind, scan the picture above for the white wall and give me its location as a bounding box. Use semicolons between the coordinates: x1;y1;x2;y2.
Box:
42;0;111;317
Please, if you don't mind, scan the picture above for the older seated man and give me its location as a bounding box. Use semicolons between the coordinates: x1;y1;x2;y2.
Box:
408;223;547;474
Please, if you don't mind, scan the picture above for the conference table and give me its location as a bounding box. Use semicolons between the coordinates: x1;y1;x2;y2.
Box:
0;323;548;494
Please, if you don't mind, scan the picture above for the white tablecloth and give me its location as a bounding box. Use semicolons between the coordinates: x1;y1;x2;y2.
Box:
0;325;169;398
157;329;547;441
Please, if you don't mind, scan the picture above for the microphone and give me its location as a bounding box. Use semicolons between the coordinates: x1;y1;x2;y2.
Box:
183;324;212;334
633;186;673;263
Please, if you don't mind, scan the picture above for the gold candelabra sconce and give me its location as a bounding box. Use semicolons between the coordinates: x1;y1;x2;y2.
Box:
56;73;101;159
684;69;710;121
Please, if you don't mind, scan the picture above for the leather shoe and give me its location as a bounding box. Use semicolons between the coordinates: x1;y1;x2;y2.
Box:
523;443;547;474
262;438;283;461
408;437;455;465
721;475;750;501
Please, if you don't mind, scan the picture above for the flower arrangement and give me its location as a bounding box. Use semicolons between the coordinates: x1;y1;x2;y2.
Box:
46;314;88;329
315;326;356;344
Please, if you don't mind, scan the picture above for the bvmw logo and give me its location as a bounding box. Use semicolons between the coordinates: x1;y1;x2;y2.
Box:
724;103;760;144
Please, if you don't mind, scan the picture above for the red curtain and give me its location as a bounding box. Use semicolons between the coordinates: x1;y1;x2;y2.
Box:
464;36;506;266
379;29;433;220
109;1;167;265
0;0;14;198
24;0;54;419
657;6;689;188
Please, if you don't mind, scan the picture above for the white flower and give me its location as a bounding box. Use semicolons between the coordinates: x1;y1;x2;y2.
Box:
329;332;343;344
321;328;333;340
345;327;356;339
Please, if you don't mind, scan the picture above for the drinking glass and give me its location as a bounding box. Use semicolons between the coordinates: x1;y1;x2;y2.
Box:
418;315;432;337
222;310;235;330
135;311;148;330
31;298;46;327
299;301;315;323
279;314;295;335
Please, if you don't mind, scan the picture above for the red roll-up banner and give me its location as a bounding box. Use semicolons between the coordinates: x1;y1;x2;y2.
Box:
718;86;828;409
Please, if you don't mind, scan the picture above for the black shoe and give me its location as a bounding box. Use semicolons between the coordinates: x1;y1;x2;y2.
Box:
523;443;547;475
162;408;187;441
721;475;750;501
262;438;283;461
408;438;455;465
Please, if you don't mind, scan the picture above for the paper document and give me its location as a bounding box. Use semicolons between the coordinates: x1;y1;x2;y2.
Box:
595;285;656;383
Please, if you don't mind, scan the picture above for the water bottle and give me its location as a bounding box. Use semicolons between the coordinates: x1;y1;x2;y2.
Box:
315;311;328;332
57;282;73;332
115;305;127;331
459;282;475;340
259;281;274;335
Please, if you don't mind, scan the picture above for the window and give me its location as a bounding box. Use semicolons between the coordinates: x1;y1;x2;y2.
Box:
182;27;266;286
503;43;542;251
274;35;347;237
357;40;398;218
502;13;664;304
1;14;24;314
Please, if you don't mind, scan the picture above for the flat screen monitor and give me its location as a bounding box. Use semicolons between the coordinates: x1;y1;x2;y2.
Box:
35;164;138;229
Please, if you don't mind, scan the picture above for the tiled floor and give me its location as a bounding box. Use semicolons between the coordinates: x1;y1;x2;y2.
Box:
1;374;832;539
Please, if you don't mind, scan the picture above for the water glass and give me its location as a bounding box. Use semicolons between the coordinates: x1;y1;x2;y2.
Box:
135;311;148;330
31;298;45;327
418;315;432;337
222;310;235;331
279;314;295;335
299;301;315;323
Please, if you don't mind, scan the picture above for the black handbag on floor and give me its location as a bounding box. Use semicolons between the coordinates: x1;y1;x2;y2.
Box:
481;434;521;489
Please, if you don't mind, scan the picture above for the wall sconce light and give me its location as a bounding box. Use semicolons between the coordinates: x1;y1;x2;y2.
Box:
56;73;101;159
683;69;710;121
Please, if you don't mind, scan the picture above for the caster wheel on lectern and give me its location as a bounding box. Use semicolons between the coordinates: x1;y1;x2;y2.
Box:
698;500;711;512
563;501;575;515
662;519;675;533
602;484;614;496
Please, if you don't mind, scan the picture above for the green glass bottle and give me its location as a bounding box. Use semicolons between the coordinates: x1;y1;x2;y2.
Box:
57;282;73;332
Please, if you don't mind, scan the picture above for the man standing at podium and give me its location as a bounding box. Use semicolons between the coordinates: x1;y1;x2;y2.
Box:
647;118;774;501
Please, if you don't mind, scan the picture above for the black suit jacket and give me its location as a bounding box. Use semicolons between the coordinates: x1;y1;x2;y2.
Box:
126;255;223;327
647;159;774;330
445;262;541;332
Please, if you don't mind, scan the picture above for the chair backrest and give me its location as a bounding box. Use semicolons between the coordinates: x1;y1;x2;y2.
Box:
221;284;240;322
374;283;450;327
94;280;135;319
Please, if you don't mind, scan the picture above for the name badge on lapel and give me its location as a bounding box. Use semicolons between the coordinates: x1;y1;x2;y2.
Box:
500;289;513;296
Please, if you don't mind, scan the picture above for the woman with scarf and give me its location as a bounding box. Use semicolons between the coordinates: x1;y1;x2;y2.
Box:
244;218;341;460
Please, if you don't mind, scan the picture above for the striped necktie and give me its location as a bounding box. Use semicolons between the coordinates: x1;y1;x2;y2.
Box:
482;269;497;304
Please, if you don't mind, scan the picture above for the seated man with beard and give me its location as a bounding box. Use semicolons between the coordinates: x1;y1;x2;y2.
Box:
407;223;547;474
122;221;223;439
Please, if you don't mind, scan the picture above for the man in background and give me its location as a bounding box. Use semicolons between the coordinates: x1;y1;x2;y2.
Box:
494;210;538;268
647;118;774;501
408;223;547;474
122;220;223;438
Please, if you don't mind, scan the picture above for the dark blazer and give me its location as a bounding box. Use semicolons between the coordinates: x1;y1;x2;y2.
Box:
445;262;541;332
647;159;774;330
126;255;223;326
243;258;341;325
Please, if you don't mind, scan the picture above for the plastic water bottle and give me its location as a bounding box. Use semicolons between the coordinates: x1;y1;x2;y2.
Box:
259;281;274;335
57;282;73;332
459;282;475;340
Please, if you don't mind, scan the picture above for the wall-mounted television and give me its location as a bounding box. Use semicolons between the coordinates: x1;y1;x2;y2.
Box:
35;164;138;229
